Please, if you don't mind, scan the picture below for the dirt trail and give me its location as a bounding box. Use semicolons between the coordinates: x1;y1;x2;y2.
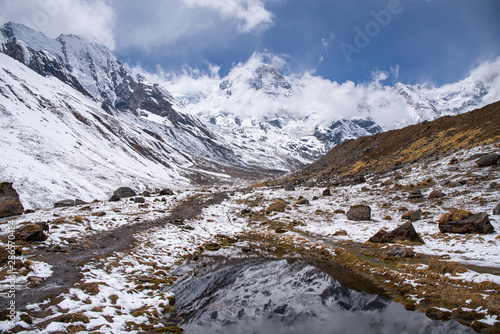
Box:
0;192;228;312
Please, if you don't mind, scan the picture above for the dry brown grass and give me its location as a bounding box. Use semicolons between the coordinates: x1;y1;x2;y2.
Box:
438;209;472;224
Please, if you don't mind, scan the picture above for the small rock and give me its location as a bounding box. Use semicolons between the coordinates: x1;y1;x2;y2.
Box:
159;188;174;196
142;191;151;197
448;158;459;165
333;230;347;236
346;205;371;221
54;199;75;208
401;209;422;222
284;183;295;191
439;213;494;234
28;277;44;285
92;211;106;217
489;182;498;189
322;188;331;196
476;153;500;167
0;182;24;218
295;196;309;205
428;190;446;199
24;209;35;214
266;199;287;213
112;187;137;199
240;208;252;215
134;197;146;203
386;246;416;258
493;202;500;215
275;227;288;234
408;190;423;200
137;276;153;283
312;196;319;201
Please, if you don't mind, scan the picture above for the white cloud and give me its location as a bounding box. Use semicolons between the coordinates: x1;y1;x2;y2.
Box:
179;0;273;32
0;0;115;49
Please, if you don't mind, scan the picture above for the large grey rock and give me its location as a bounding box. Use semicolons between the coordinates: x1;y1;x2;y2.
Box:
386;246;416;258
476;153;500;167
439;213;494;234
0;182;24;218
346;205;371;221
111;187;137;199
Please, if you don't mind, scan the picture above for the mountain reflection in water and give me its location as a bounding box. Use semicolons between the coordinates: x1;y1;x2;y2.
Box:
171;258;474;334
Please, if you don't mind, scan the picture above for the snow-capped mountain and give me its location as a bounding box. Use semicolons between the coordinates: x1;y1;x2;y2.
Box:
1;22;499;207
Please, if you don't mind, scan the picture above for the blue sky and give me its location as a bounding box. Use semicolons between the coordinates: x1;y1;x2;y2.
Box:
2;0;500;85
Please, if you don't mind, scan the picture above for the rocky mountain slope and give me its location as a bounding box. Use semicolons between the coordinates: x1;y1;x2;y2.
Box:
286;100;500;186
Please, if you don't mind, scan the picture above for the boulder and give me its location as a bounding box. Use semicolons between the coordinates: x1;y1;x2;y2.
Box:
322;188;331;196
346;205;371;221
284;183;295;191
15;222;49;242
0;182;24;218
476;153;500;167
159;188;174;196
439;213;494;234
428;190;446;199
112;187;136;199
369;222;424;244
401;209;422;222
493;202;500;215
266;199;287;213
54;199;74;208
408;190;423;200
386;246;416;258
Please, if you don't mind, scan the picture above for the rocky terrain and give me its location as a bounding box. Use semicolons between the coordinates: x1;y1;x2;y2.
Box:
0;101;499;333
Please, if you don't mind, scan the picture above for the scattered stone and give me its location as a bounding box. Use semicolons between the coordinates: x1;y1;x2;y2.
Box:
159;188;174;196
401;209;422;222
15;222;48;242
24;209;35;214
142;191;151;197
346;205;371;221
109;194;121;202
333;230;347;236
266;199;287;213
312;196;320;201
448;158;459;165
493;202;500;215
333;209;345;214
490;182;498;189
383;215;392;220
369;222;424;244
240;208;252;215
0;182;24;218
392;195;402;201
112;187;136;199
134;197;146;203
54;199;75;208
170;217;185;226
428;190;446;199
361;186;370;192
284;183;295;191
138;203;149;209
92;211;106;217
386;246;416;258
439;212;494;234
408;190;423;200
28;277;44;285
275;227;288;234
295;196;309;205
137;276;153;283
475;153;500;167
322;188;331;196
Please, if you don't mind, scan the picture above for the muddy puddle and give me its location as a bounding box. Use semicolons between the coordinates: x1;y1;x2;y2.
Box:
169;252;475;334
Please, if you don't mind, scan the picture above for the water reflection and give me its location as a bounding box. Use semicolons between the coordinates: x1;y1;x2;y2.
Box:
171;258;474;334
